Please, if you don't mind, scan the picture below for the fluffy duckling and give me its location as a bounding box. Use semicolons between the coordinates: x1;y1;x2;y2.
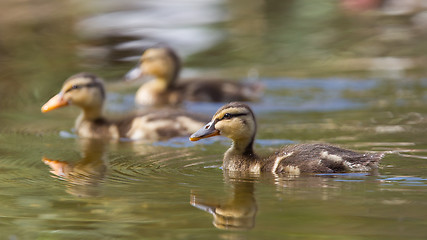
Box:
41;73;207;141
124;46;263;107
190;102;384;174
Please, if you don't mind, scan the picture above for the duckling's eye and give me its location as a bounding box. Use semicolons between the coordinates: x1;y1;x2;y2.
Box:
65;84;82;93
223;113;232;119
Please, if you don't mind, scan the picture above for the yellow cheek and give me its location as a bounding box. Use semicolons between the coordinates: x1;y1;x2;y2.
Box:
147;62;164;76
71;91;87;103
216;120;247;138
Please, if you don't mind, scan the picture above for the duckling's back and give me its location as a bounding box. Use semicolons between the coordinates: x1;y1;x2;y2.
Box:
267;143;384;174
177;79;263;102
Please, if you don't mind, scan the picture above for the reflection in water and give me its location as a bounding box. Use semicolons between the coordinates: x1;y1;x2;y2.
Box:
191;176;257;231
190;171;382;231
42;139;108;197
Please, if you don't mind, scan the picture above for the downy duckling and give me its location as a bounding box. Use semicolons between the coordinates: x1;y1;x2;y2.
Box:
190;102;384;174
124;46;263;107
41;72;207;141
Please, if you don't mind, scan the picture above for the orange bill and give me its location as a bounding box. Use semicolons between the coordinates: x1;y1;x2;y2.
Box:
189;121;220;141
41;93;68;113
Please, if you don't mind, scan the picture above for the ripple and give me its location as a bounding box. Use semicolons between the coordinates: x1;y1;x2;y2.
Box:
316;173;371;177
153;136;200;148
381;176;427;186
107;147;222;187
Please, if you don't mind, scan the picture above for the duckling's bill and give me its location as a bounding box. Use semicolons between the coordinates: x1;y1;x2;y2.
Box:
41;93;69;113
189;121;220;141
124;64;143;81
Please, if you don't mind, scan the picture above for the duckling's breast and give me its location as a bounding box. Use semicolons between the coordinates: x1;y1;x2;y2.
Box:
75;120;119;139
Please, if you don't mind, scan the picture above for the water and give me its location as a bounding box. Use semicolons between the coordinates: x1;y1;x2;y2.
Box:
1;0;427;239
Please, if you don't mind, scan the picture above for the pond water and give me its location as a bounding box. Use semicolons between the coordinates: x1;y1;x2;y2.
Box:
1;0;427;239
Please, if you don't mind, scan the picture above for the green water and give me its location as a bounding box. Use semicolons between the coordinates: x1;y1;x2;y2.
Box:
1;0;427;239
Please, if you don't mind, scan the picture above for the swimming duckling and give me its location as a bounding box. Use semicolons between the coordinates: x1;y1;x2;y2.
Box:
124;46;263;107
190;102;384;174
41;72;207;141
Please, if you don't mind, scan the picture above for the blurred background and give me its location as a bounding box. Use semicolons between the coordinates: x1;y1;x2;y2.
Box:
1;0;427;112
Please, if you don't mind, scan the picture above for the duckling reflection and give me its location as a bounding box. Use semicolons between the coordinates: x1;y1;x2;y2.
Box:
191;180;257;230
42;139;107;197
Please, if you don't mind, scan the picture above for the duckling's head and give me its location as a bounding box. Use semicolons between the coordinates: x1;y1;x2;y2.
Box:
190;102;257;145
124;47;181;85
41;73;105;113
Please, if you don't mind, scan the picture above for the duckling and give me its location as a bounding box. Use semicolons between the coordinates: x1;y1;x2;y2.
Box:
41;72;207;141
124;46;263;107
190;102;384;174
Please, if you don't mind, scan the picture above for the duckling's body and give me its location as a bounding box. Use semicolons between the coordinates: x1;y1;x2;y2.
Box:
190;102;383;174
223;143;381;174
125;47;263;107
42;73;207;141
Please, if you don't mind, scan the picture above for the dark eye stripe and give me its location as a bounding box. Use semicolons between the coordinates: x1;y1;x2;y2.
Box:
65;83;99;93
141;56;160;62
220;113;247;120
